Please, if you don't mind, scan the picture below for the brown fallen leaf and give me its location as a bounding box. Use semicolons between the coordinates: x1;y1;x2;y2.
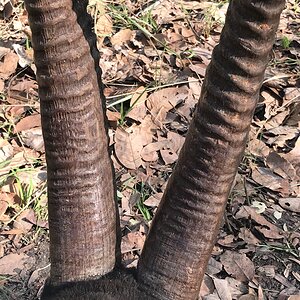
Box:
14;114;41;133
0;253;28;275
0;148;40;176
111;28;133;46
226;277;248;299
21;127;44;151
95;13;113;46
238;294;256;300
206;257;223;276
284;138;300;178
126;86;148;122
160;149;178;165
106;110;121;122
238;228;260;246
13;209;34;233
235;206;283;239
252;167;289;195
266;152;297;180
114;123;152;169
143;193;163;207
220;251;255;282
0;49;18;80
248;138;270;158
213;277;232;300
167;131;185;153
121;231;145;254
147;86;188;126
278;198;300;213
287;296;300;300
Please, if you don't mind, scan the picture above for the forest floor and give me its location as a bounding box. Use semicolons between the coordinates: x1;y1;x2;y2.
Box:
0;0;299;299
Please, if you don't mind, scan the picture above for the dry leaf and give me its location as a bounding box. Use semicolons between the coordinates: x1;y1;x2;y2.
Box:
226;277;248;299
14;114;41;133
248;138;270;158
238;228;260;246
13;209;33;233
0;253;28;275
252;167;289;195
0;138;13;163
121;231;145;253
266;152;297;180
21;127;44;151
278;198;300;213
114;123;152;169
206;257;223;275
0;49;18;80
127;86;148;121
235;206;283;239
111;28;133;46
160;149;178;165
141;140;169;162
147;86;188;126
143;193;163;207
213;278;232;300
220;251;255;282
0;149;39;176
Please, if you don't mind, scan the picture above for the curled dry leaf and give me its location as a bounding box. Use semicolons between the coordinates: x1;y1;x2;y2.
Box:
220;251;255;282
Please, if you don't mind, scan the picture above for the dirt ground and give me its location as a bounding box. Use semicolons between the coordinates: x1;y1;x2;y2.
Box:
0;1;299;299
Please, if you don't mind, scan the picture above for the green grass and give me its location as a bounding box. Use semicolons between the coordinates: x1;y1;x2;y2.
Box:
281;36;292;49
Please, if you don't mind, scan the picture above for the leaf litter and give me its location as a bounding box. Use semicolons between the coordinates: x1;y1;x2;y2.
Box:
0;0;299;299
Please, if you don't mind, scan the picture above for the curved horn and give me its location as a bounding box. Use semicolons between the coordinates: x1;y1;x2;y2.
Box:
24;0;119;285
138;0;285;299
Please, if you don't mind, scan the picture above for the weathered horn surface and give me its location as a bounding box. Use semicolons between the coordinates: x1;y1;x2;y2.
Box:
137;0;285;299
24;0;119;285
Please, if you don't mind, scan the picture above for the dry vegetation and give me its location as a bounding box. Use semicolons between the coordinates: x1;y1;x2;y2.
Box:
0;0;299;299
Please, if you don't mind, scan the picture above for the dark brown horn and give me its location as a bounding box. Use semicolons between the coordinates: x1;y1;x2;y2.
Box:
24;0;119;285
137;0;285;299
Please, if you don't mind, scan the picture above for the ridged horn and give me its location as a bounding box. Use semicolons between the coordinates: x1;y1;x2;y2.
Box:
24;0;119;285
137;0;285;299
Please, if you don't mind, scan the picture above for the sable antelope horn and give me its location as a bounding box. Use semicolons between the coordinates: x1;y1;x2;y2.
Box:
138;0;285;299
24;0;120;285
24;0;285;299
